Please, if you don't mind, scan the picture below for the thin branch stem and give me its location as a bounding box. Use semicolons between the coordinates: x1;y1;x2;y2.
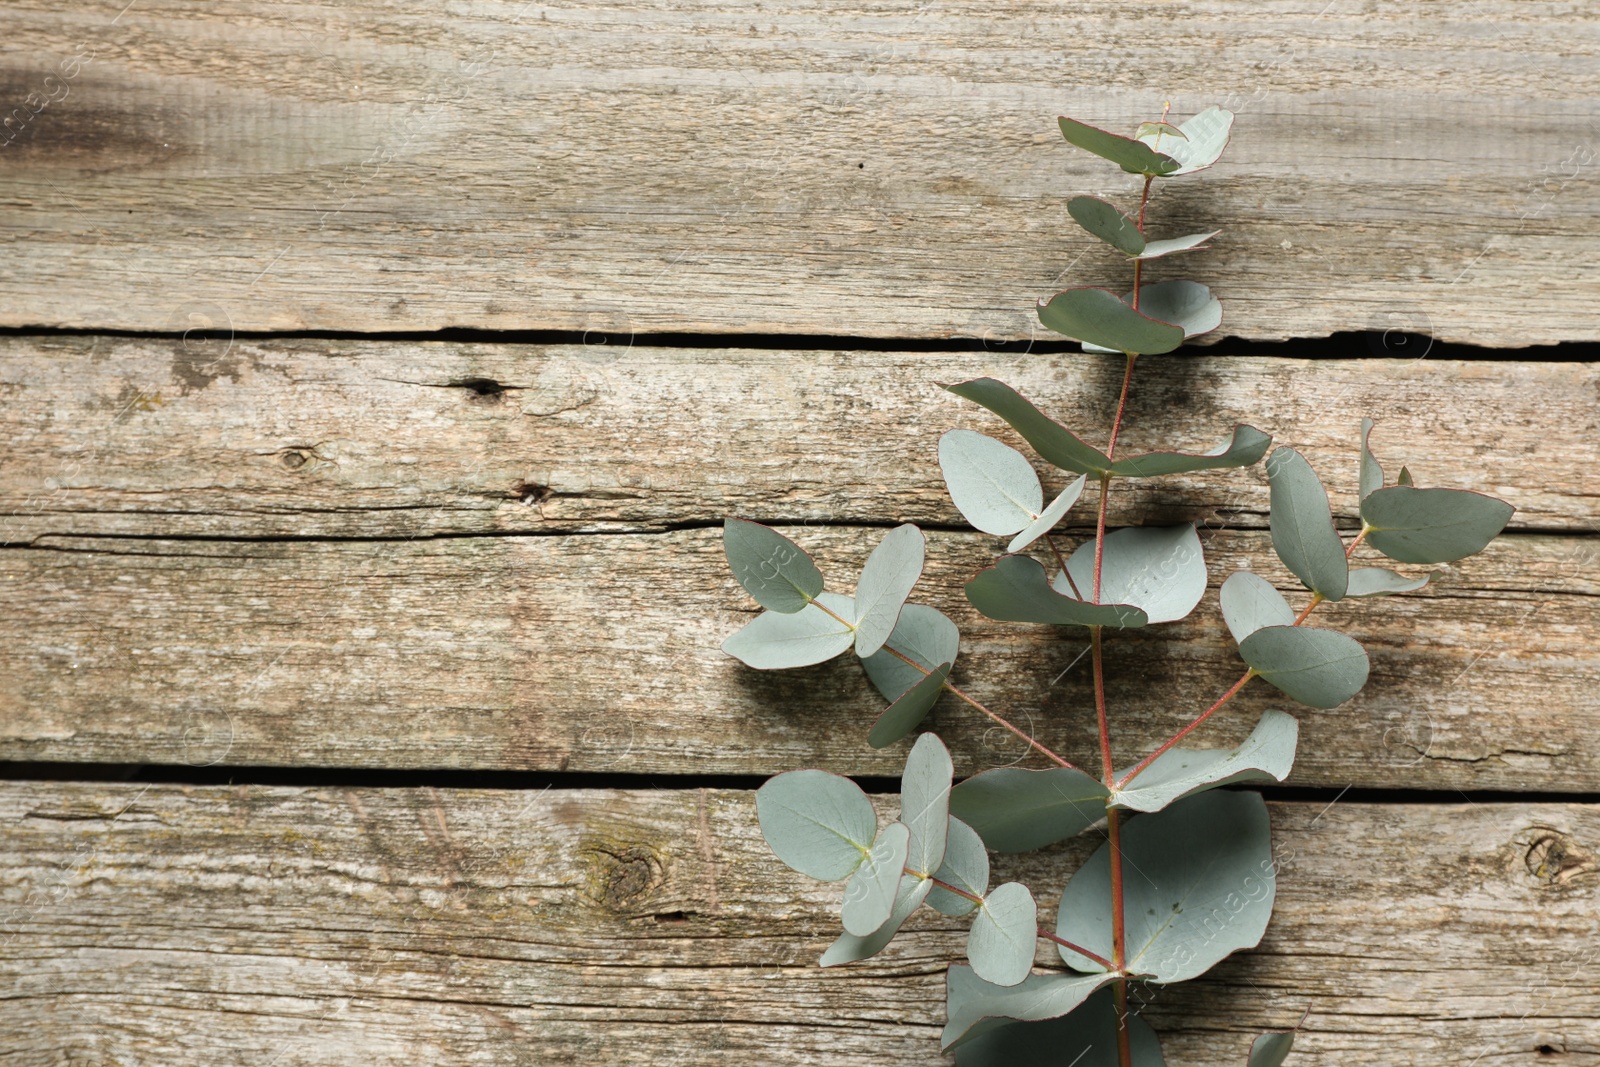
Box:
1038;927;1117;971
1107;807;1131;1067
811;599;855;630
912;872;1120;971
1106;353;1138;462
1045;532;1083;598
1092;626;1114;784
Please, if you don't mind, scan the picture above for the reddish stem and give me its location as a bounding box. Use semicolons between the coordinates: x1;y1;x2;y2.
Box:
914;873;1119;970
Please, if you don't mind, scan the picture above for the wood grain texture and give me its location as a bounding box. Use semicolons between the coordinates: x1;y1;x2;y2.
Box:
2;523;1593;790
2;783;1596;1066
3;2;1598;343
0;337;1594;541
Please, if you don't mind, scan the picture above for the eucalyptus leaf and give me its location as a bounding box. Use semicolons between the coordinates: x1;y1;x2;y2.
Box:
1266;447;1348;601
927;816;989;917
942;378;1113;475
1248;1029;1298;1067
1056;790;1275;983
1139;105;1233;175
841;821;912;936
1134;229;1221;260
1038;286;1186;355
1132;280;1223;339
1397;465;1414;487
854;524;926;657
820;874;932;967
1058;115;1181;176
968;554;1149;629
756;768;877;881
1361;485;1515;564
1240;625;1370;709
1109;424;1270;478
967;881;1039;987
1345;567;1430;598
1112;709;1300;813
1135;120;1187;142
1061;524;1207;625
722;591;856;669
1359;417;1384;501
954;988;1167;1066
1067;195;1145;255
1008;475;1088;552
861;603;960;702
723;518;824;613
943;965;1121;1050
868;663;952;749
939;429;1043;536
950;765;1111;853
1219;571;1295;646
900;732;953;876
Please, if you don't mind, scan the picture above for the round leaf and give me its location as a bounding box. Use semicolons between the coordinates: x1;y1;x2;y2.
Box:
1219;571;1295;646
1110;424;1270;478
1240;625;1370;709
967;554;1148;629
954;988;1167;1066
860;603;960;702
1345;566;1429;598
1266;447;1349;601
820;874;932;967
1134;229;1221;260
950;766;1110;853
723;518;824;613
854;524;926;657
1038;286;1186;355
841;821;912;936
868;662;952;749
1056;790;1276;983
939;429;1044;536
900;733;954;875
1359;417;1385;501
1067;195;1145;255
1132;280;1222;339
1248;1029;1298;1067
1058;115;1180;176
756;768;876;881
1361;485;1515;564
944;967;1125;1052
1138;105;1233;175
1062;524;1207;625
1113;709;1299;813
722;591;856;669
927;816;989;917
1008;475;1087;553
967;881;1039;987
942;378;1112;475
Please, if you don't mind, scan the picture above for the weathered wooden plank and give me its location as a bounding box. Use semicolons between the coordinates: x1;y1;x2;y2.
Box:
3;3;1598;343
2;783;1595;1065
0;337;1593;541
2;525;1593;791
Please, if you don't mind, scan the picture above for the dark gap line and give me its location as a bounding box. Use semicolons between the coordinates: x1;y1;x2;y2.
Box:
1;325;1595;362
2;762;1596;805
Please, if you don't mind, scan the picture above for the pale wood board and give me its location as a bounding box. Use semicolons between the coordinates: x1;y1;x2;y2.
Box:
2;524;1594;791
3;3;1599;343
2;783;1596;1066
0;338;1594;542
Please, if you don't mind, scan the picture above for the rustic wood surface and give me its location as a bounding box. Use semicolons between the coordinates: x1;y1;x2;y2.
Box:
3;783;1596;1066
0;339;1594;541
4;2;1599;343
1;524;1593;790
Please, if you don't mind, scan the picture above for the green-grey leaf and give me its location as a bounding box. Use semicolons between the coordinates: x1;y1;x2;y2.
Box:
854;524;926;657
950;766;1111;853
756;768;877;881
1139;105;1233;175
1109;424;1270;478
968;554;1149;629
1345;567;1430;598
1133;280;1223;339
1039;286;1187;355
1058;116;1180;176
901;732;953;875
1112;709;1299;813
723;518;824;613
939;429;1044;536
841;821;912;936
1008;475;1087;552
928;815;989;917
820;874;931;967
968;881;1038;987
1266;447;1349;601
1067;195;1146;255
944;966;1122;1050
1397;465;1414;487
1361;485;1515;564
1240;625;1370;709
1219;571;1295;646
1248;1029;1297;1067
1056;790;1275;982
943;378;1113;475
861;604;960;702
1134;229;1221;260
1061;524;1206;624
1359;417;1384;501
722;591;856;669
868;662;952;749
954;988;1167;1066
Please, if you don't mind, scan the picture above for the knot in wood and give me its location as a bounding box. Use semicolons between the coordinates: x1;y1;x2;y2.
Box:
585;841;664;911
1524;830;1595;887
